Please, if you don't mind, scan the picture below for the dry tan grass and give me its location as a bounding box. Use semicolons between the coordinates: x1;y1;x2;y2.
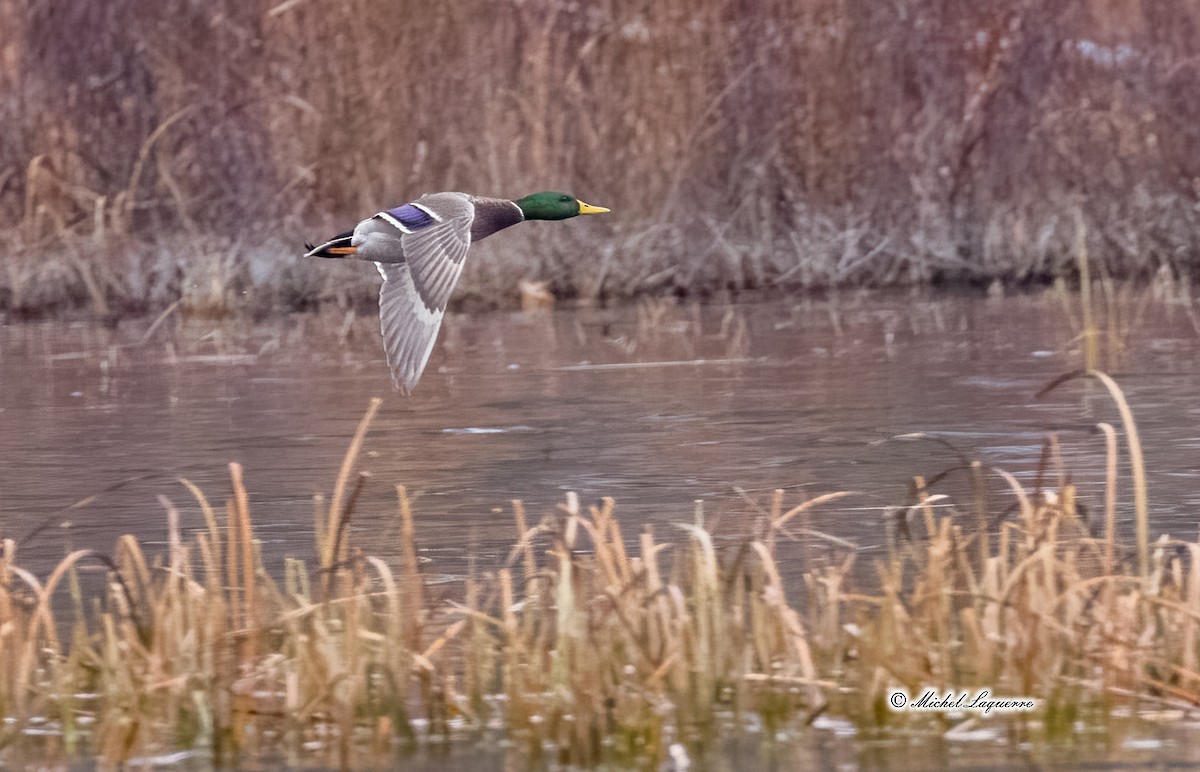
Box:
0;374;1197;767
2;2;1199;316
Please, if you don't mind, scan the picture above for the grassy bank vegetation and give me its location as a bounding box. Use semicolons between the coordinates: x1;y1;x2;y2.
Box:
2;2;1199;317
2;377;1197;767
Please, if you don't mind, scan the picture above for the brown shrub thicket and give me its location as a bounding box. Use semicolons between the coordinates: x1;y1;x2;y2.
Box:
1;1;1198;314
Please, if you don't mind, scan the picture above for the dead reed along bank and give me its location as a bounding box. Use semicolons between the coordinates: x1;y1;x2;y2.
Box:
1;375;1197;767
4;2;1200;316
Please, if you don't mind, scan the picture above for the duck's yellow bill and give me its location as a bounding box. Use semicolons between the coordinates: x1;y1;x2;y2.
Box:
577;200;610;215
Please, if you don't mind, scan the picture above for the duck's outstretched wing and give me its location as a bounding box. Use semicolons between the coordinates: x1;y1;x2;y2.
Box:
375;193;475;393
377;262;444;395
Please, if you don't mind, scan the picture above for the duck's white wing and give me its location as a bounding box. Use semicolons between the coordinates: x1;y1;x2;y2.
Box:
376;193;475;393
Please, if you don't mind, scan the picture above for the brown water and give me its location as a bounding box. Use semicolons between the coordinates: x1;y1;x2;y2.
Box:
2;289;1200;582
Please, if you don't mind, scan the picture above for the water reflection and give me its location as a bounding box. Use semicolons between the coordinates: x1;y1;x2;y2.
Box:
1;290;1198;585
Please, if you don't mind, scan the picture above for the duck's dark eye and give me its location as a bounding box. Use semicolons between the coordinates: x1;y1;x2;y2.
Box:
560;196;570;202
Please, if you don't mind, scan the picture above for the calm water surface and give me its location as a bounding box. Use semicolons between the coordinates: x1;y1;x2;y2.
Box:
2;290;1199;582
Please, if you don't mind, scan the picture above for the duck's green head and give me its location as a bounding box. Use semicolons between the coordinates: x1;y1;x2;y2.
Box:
514;192;610;221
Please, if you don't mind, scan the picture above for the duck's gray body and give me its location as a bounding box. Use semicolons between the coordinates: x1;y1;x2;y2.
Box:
305;192;524;394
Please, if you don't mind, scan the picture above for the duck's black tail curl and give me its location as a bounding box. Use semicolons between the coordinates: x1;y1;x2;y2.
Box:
303;231;356;258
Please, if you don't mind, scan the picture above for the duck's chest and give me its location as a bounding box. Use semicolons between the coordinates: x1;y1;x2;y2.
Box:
469;198;525;242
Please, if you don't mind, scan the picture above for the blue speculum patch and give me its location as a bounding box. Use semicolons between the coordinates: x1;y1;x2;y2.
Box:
386;203;435;231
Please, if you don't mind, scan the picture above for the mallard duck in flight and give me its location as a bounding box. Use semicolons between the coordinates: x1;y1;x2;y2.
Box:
304;191;609;394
